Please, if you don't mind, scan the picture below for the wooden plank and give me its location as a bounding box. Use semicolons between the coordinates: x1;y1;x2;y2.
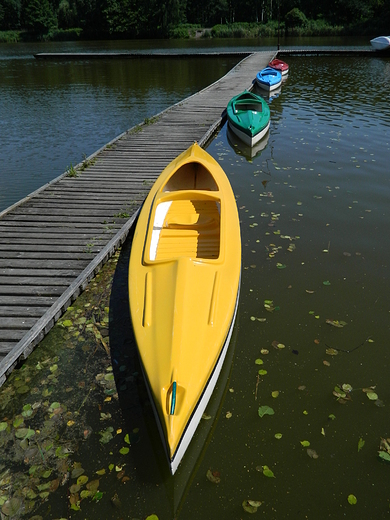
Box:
0;306;54;317
0;275;76;286
0;318;37;329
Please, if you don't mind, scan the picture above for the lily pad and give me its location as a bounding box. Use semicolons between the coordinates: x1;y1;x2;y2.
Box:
206;469;221;484
242;500;261;513
77;475;89;486
1;497;23;516
347;494;357;505
258;406;274;418
262;465;275;478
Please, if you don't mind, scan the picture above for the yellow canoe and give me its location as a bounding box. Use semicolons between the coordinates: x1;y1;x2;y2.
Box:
128;143;241;473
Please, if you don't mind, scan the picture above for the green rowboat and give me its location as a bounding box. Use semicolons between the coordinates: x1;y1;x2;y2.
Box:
226;91;270;147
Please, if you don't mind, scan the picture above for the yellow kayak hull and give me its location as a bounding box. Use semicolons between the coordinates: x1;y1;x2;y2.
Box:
128;143;241;473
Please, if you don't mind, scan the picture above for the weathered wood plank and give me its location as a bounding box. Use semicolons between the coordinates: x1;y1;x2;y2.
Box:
0;286;67;296
0;276;73;286
0;318;38;329
0;306;51;317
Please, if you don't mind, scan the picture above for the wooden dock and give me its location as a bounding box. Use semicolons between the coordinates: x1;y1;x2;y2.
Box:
0;50;276;385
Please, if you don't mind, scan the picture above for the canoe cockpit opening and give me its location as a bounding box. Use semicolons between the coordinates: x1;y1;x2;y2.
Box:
162;162;218;192
234;102;262;113
149;197;221;261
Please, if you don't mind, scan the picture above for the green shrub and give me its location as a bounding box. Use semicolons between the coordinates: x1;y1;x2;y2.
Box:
44;27;82;41
0;30;21;42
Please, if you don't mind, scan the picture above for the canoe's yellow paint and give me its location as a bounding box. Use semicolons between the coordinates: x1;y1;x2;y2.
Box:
129;143;241;462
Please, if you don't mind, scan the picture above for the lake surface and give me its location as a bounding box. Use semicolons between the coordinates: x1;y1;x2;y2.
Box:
0;39;389;519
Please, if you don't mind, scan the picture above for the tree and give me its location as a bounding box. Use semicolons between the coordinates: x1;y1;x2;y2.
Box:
22;0;56;34
0;0;22;30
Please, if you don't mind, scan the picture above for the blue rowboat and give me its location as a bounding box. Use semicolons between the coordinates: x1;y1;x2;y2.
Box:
255;67;282;92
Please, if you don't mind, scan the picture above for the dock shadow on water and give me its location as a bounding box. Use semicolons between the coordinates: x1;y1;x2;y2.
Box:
0;224;238;520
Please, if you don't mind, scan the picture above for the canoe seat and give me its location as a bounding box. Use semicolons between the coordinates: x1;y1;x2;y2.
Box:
155;199;220;260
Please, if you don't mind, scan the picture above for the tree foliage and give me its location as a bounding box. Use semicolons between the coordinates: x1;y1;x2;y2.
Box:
0;0;389;37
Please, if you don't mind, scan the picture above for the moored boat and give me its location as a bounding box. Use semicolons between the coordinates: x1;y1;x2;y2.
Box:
370;36;390;51
268;58;289;76
226;90;270;147
255;66;283;92
128;143;241;474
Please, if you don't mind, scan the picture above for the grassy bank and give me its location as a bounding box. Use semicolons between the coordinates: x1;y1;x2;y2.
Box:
0;18;379;43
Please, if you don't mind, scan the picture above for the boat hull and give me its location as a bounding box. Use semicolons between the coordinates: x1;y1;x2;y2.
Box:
370;36;390;50
128;143;241;473
228;119;270;146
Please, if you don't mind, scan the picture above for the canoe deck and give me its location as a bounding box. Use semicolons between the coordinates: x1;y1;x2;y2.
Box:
0;50;276;386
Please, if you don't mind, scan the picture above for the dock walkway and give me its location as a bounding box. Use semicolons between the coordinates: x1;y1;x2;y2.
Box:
0;50;276;385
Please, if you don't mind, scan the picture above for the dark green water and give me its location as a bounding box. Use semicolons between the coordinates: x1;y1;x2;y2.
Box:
0;43;389;519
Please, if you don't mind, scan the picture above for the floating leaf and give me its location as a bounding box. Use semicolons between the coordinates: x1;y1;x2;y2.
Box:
366;392;378;401
326;348;338;356
300;440;310;447
1;498;23;516
77;475;88;486
71;468;85;479
260;349;269;355
69;484;80;494
258;370;268;376
202;413;211;420
242;500;260;513
145;516;159;520
15;427;35;439
119;447;129;455
307;449;319;459
62;320;73;327
13;417;24;428
86;480;100;493
206;469;221;484
276;263;286;269
274;433;282;439
255;359;264;365
226;411;232;419
328;414;336;420
258;406;274;418
96;469;106;476
358;438;365;452
322;280;331;286
0;422;8;431
326;319;345;328
262;465;275;478
124;433;131;444
271;391;279;398
347;494;357;505
378;451;390;462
